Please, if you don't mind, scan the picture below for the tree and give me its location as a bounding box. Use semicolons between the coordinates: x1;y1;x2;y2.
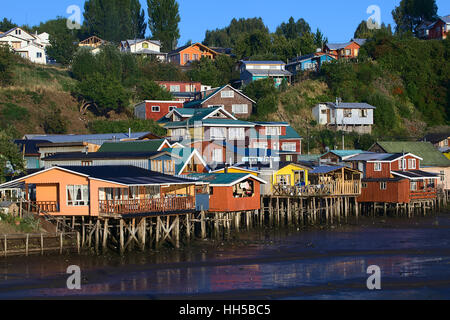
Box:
0;45;14;86
0;128;25;183
275;17;311;40
77;73;130;115
136;80;173;101
44;18;78;65
235;30;271;59
41;106;68;134
392;0;438;34
0;18;17;32
147;0;181;52
354;20;393;39
187;54;238;87
83;0;147;42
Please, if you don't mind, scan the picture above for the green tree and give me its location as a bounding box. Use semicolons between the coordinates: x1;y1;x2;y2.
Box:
392;0;438;34
0;128;25;183
83;0;147;42
41;106;68;134
147;0;181;51
136;80;173;101
44;18;78;65
275;17;311;40
88;119;166;136
77;72;130;115
235;30;271;59
187;54;238;87
0;18;17;32
0;45;14;86
354;20;393;39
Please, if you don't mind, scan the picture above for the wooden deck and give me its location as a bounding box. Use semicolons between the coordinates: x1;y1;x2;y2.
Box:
273;181;361;197
28;201;59;213
99;196;196;216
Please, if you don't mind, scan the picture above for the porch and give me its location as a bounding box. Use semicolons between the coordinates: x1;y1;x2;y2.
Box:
273;180;361;197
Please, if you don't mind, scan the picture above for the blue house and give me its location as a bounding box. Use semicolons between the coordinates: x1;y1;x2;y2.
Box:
239;61;292;87
286;53;336;76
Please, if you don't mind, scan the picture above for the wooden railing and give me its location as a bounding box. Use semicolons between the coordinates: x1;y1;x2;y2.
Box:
99;196;196;216
410;189;437;200
28;201;59;213
273;181;361;197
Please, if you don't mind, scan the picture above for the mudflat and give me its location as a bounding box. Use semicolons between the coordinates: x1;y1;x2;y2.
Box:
1;213;450;300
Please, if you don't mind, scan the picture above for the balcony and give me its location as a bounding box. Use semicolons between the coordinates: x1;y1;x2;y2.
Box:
99;196;196;216
273;181;361;197
28;201;59;213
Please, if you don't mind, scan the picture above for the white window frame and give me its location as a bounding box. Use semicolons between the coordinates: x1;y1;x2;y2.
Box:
210;127;226;140
170;85;180;92
232;104;248;114
408;159;416;169
212;149;223;163
411;181;417;191
67;185;89;206
228;127;245;140
151;106;160;112
265;127;282;136
374;162;382;171
221;90;235;98
282;142;297;152
169;106;177;112
380;182;387;190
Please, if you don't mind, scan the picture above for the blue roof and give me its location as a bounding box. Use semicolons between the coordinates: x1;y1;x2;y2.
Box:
241;60;286;65
24;132;152;145
325;150;364;158
310;165;344;174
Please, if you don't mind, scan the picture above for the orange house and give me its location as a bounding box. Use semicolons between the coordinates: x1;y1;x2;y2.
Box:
168;43;220;66
4;166;203;217
188;173;266;212
324;41;362;60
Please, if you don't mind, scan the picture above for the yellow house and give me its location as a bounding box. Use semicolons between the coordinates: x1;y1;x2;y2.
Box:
272;163;310;190
444;151;450;160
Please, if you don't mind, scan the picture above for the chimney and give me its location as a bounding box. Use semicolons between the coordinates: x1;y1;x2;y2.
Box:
224;163;229;174
128;128;131;138
336;97;339;106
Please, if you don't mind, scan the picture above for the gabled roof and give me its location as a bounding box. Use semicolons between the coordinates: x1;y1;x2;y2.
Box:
392;170;439;180
370;141;450;167
168;42;219;56
325;42;354;50
187;173;266;186
183;84;256;108
163;148;208;175
351;38;367;46
98;139;170;153
321;149;364;159
439;15;450;24
423;132;450;144
163;107;244;128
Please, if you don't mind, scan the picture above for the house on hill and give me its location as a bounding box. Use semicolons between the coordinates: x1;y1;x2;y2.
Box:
427;15;450;40
319;150;364;165
183;84;256;119
79;36;107;54
239;60;292;87
286;52;336;75
423;132;450;151
168;43;220;66
368;141;450;194
134;100;185;121
119;39;166;61
323;39;365;60
0;27;47;64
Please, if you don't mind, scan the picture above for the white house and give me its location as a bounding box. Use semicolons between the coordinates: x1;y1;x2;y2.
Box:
120;39;167;62
312;100;376;134
239;61;292;87
0;27;47;64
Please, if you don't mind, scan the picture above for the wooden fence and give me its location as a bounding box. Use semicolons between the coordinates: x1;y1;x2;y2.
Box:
273;180;361;197
99;196;196;216
1;232;80;257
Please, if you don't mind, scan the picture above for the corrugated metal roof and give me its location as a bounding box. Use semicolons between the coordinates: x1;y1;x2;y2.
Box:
25;132;151;145
373;141;450;167
43;151;165;161
246;69;292;76
310;165;344;174
98;139;167;153
325;102;376;109
241;60;286;65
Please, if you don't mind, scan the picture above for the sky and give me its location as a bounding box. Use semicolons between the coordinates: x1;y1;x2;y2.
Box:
2;0;450;45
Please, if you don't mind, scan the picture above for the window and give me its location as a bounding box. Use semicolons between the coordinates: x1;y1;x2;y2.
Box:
81;161;93;166
151;106;160;112
282;142;297;152
185;85;193;92
142;42;149;49
408;159;416;169
411;181;417;191
232;104;248;114
15;29;21;35
67;185;89;206
228;127;245;140
398;158;407;169
253;142;268;149
151;160;163;173
374;162;382;171
360;109;368;118
36;52;42;58
193;54;199;60
171;128;186;139
362;183;368;188
345;49;351;56
170;85;180;92
440;171;445;182
277;175;290;185
221;90;234;98
272;142;280;150
169;106;177;112
380;182;387;190
344;109;352;117
183;54;190;62
212;149;223;162
164;160;175;173
265;127;281;136
210;127;226;139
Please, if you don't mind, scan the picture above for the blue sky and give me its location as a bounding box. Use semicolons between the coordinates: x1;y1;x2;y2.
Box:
2;0;450;45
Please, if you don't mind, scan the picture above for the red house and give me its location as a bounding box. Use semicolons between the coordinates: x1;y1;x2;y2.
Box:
427;16;450;40
347;152;438;204
188;173;266;212
324;39;364;60
134;100;184;121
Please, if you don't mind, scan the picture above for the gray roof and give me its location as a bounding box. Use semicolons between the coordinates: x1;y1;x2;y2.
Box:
441;15;450;23
122;39;161;46
326;42;352;50
241;60;286;65
346;152;394;161
24;132;152;145
352;38;367;46
325;102;376;109
133;49;166;55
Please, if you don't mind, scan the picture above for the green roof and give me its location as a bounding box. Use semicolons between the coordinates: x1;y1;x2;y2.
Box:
187;173;249;185
374;141;450;167
98;139;166;153
249;126;302;139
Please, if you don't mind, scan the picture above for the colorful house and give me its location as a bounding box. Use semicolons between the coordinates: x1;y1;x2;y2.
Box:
183;85;256;119
239;61;292;87
319;150;364;165
168;43;220;66
347;152;438;204
272;163;310;189
14;139;51;169
369;141;450;194
427;15;450;40
119;39;166;61
323;39;364;60
98;139;173;153
2;166;203;217
286;52;336;75
134;100;185;121
188;173;266;212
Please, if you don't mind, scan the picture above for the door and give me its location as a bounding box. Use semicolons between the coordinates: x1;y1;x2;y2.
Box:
326;109;331;123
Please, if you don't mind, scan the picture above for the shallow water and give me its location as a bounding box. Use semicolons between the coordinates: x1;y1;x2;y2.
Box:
1;214;450;299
